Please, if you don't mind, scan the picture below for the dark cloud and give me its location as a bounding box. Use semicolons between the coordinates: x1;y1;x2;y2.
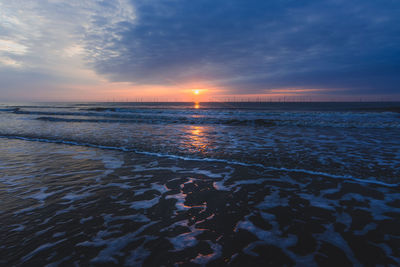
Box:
86;0;400;95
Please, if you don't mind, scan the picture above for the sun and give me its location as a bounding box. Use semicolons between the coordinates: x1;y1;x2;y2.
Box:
194;90;199;95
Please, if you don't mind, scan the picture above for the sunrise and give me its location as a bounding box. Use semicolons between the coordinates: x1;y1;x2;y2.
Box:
1;1;400;266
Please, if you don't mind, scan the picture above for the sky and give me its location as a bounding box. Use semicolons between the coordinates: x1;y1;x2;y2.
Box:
0;0;399;102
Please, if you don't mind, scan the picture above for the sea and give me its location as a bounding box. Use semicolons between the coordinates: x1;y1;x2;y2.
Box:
1;102;400;266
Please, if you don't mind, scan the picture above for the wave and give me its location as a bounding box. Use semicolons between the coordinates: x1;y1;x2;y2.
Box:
6;107;400;129
33;115;400;129
11;107;283;120
80;107;157;113
13;110;189;122
5;105;76;109
357;107;400;113
0;108;20;112
35;116;277;126
1;134;399;188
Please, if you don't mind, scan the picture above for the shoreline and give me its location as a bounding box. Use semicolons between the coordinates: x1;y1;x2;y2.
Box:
1;138;399;265
1;135;399;188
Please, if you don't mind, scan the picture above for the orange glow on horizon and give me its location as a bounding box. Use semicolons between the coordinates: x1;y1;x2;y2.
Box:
32;79;337;102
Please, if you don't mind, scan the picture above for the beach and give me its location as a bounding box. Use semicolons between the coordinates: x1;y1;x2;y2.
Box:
1;102;400;265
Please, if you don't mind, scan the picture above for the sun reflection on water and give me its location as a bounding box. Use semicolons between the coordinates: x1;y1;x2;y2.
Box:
189;125;209;153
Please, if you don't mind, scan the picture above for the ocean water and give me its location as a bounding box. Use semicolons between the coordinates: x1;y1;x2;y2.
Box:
1;102;400;265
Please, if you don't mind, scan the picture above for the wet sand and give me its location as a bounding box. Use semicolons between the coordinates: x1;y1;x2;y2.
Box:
1;139;400;266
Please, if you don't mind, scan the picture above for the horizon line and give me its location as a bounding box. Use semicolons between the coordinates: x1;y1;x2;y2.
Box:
2;100;400;104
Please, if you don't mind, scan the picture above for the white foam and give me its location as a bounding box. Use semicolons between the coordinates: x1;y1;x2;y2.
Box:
236;220;296;247
213;180;230;191
233;178;267;186
54;205;76;216
28;187;56;202
166;192;189;211
11;224;25;232
14;206;38;215
80;216;93;224
52;232;66;238
21;239;66;263
297;193;336;211
62;192;92;202
168;225;203;251
313;224;360;265
77;222;157;264
354;223;377;235
257;190;289;209
187;168;224;178
161;219;189;231
105;183;132;189
35;226;54;236
50;170;100;177
1;135;399;189
234;214;307;264
125;245;151;266
130;197;160;209
102;213;150;224
72;151;97;160
150;183;169;194
101;155;124;169
266;166;399;188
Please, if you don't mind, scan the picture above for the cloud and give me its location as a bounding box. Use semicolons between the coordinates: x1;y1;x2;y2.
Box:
86;0;400;95
0;0;135;99
0;0;399;100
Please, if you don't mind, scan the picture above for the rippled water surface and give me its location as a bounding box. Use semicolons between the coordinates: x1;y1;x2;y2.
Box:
1;102;400;265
